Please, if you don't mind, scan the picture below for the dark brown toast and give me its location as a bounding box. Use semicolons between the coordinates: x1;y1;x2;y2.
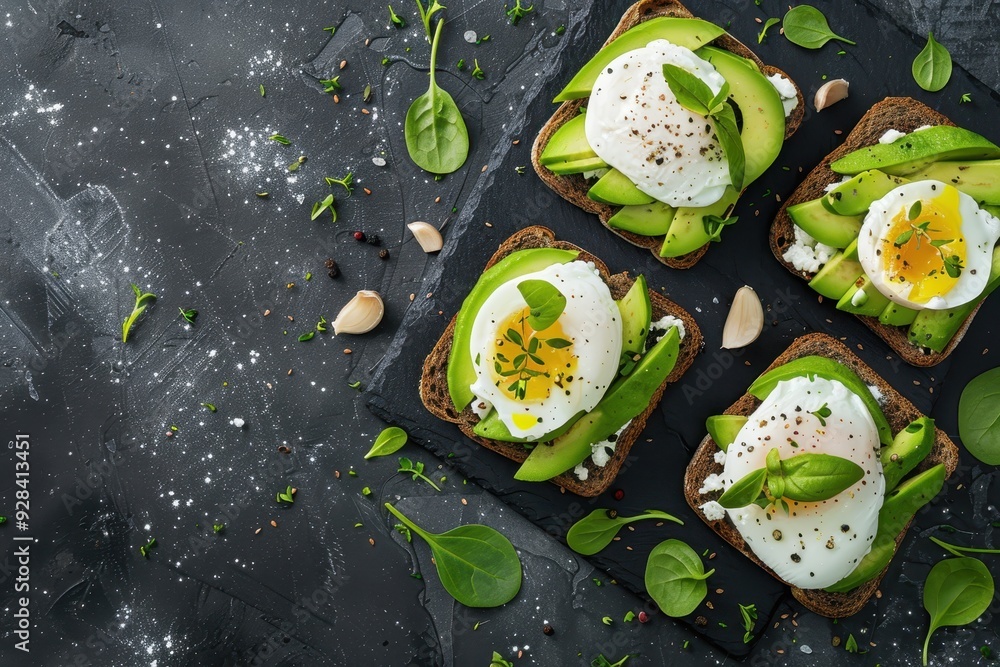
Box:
532;0;805;269
683;333;959;618
771;96;985;366
420;226;703;497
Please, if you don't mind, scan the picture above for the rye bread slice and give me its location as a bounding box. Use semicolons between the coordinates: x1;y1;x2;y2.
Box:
531;0;805;270
771;96;987;366
420;226;703;497
683;332;959;618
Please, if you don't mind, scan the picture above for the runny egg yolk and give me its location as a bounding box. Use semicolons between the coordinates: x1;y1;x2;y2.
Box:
488;306;577;429
882;186;966;304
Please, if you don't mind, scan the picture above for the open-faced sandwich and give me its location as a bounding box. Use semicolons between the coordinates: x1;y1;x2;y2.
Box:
532;0;803;269
420;226;702;496
685;333;958;617
772;97;1000;365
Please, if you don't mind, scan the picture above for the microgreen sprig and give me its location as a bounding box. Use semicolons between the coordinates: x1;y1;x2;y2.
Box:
471;59;485;79
388;5;406;28
178;307;198;325
811;402;832;427
276;485;296;504
311;194;337;222
139;537;157;558
398;457;442;491
505;0;534;25
319;76;343;94
739;603;758;644
325;172;354;196
122;283;156;343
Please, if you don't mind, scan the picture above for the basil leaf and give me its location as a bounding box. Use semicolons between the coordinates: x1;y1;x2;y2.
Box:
779;453;864;502
782;5;855;49
644;539;715;617
702;214;738;242
758;17;780;44
517;279;566;331
566;509;683;556
365;426;409;459
661;64;713;116
958;367;1000;464
405;19;470;174
712;103;745;189
922;557;994;665
385;503;522;607
717;467;767;509
912;32;953;92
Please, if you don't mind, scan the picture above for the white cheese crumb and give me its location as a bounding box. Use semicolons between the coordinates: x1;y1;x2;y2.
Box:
767;73;798;117
700;500;726;521
782;225;836;273
232;417;246;428
714;449;727;465
914;124;933;132
699;473;725;495
823;174;853;193
650;315;686;341
878;129;906;144
573;463;589;481
868;384;885;403
590;420;631;468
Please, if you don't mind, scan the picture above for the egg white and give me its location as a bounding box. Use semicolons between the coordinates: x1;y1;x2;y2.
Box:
858;180;1000;310
721;375;884;589
468;261;622;441
584;39;730;208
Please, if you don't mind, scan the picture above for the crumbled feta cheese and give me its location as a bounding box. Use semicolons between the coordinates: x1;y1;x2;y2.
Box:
782;225;836;273
589;421;630;467
699;473;725;495
573;463;589;481
878;129;906;144
650;315;686;341
868;384;884;403
714;449;727;465
914;124;933;132
700;500;726;521
232;417;246;428
767;73;798;117
823;175;853;193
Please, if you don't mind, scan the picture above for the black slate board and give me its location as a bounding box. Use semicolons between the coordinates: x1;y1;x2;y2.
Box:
368;0;1000;658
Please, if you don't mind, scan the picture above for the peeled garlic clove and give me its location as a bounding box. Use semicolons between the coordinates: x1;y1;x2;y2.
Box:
407;221;443;253
333;290;384;335
814;78;850;112
721;286;764;350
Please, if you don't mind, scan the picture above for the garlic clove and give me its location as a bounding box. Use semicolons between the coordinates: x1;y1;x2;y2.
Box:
721;286;764;350
814;78;850;112
333;290;384;335
407;221;443;253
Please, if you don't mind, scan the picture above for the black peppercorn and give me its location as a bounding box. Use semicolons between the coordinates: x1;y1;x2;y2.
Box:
325;259;339;278
366;233;381;246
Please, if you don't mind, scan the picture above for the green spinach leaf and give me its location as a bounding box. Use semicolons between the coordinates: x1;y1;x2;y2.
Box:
516;279;566;331
782;5;855;49
365;426;408;459
404;18;470;174
922;557;994;665
385;503;522;607
958;367;1000;464
912;32;952;92
566;509;683;556
644;539;714;617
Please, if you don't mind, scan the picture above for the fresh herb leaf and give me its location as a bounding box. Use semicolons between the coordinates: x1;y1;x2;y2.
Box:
845;634;860;653
179;307;198;325
404;18;470;174
960;92;972;104
779;452;864;502
516;279;566;331
662;64;713;115
913;32;953;92
325;172;354;195
320;76;343;93
139;537;157;559
930;535;1000;556
471;58;485;79
311;194;337;222
894;230;915;247
717;468;768;509
811;402;832;426
782;5;855;49
590;656;631;667
739;603;758;643
385;502;522;607
712;103;745;189
757;17;780;44
922;557;994;665
505;0;534;26
298;331;315;342
958;368;1000;465
122;283;156;343
555;25;565;36
259;84;266;97
315;315;327;332
644;539;715;617
398;457;442;491
201;402;217;413
388;4;406;28
365;426;409;459
490;651;515;667
213;523;225;534
456;58;465;70
323;25;336;34
276;485;296;504
268;133;290;145
566;509;683;556
703;214;738;242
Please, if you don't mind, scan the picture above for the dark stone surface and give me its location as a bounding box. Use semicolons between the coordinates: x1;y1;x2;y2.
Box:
0;1;997;666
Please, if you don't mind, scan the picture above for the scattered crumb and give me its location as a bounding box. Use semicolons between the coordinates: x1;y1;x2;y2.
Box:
270;520;278;528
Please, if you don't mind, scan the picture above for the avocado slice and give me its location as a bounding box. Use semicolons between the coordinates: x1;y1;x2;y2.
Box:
706;414;748;453
881;417;935;492
825;464;945;593
830;125;1000;176
660;188;737;257
617;275;652;362
878;302;918;327
588;169;656;206
908;159;1000;205
473;408;583;443
546;155;609;175
907;245;1000;352
787;198;863;249
514;327;681;482
836;274;891;317
748;356;893;446
808;247;864;299
822;170;909;216
608;202;676;236
539;114;596;165
553;18;726;102
447;248;580;412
